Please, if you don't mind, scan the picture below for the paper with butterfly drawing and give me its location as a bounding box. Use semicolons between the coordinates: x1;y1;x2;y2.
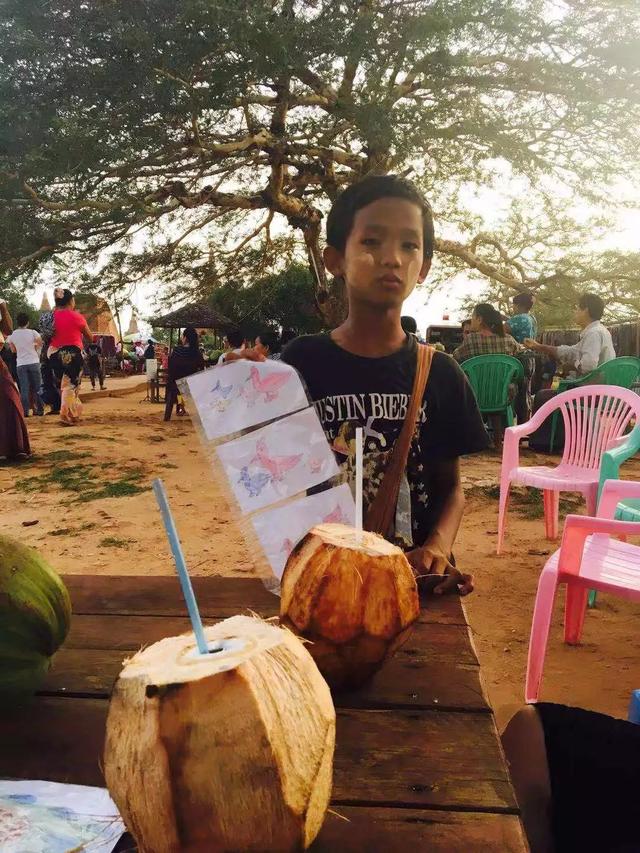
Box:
215;407;340;513
250;484;355;579
181;360;308;441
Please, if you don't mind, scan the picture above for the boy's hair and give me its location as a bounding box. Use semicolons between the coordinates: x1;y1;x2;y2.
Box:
226;328;244;348
280;329;297;346
400;315;418;334
326;174;435;258
257;330;280;354
578;292;605;321
513;290;534;312
16;312;29;327
461;318;472;329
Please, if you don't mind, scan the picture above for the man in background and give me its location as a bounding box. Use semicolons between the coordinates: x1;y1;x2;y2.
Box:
6;312;44;416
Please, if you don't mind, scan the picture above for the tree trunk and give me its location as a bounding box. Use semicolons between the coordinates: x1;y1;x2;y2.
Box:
300;217;347;327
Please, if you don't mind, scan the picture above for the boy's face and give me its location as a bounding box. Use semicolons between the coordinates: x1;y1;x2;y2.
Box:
324;197;431;310
574;304;591;328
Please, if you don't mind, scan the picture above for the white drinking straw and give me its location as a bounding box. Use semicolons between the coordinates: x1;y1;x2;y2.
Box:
355;427;363;543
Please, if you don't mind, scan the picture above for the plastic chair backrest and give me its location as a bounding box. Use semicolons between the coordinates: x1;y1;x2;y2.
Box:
559;357;640;392
549;385;640;470
460;355;524;412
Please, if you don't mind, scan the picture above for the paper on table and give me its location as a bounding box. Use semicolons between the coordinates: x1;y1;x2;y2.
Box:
0;779;125;852
181;360;308;441
250;483;355;579
215;407;340;514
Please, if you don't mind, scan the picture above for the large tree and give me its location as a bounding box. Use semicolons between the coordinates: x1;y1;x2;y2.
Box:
1;0;639;322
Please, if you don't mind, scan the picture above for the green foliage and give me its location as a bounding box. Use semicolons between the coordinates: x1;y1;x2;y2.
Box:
0;283;39;328
0;0;639;316
209;263;325;339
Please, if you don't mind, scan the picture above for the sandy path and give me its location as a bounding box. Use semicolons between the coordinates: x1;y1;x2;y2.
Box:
2;393;640;728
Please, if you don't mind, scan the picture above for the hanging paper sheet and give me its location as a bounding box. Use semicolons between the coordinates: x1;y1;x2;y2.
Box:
181;360;308;441
250;483;355;579
215;407;340;513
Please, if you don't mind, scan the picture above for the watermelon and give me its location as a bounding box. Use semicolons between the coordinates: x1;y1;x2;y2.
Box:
0;535;71;696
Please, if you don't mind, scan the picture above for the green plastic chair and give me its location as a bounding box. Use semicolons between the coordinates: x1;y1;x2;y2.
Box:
550;357;640;451
461;355;524;445
587;422;640;606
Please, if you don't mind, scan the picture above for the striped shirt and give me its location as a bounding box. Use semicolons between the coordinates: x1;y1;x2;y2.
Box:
452;331;523;363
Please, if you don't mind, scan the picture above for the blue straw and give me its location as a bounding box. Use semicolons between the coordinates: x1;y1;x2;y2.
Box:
152;478;209;655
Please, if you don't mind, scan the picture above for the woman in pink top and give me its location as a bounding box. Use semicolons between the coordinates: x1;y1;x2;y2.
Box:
49;288;93;425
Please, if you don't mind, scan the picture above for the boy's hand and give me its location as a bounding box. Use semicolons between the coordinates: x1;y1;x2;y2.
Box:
405;532;474;596
523;338;540;351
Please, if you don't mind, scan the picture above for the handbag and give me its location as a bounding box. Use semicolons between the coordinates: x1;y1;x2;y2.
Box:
365;343;434;537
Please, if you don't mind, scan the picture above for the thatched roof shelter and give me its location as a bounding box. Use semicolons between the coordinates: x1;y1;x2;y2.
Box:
151;303;234;332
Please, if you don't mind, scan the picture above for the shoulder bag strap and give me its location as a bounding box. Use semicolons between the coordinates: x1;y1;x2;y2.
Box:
365;343;435;537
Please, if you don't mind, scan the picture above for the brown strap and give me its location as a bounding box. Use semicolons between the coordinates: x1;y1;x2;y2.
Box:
0;301;12;338
365;343;435;537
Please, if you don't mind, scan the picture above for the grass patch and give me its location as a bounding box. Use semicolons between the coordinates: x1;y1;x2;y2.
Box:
159;462;179;470
44;449;84;463
15;459;147;502
50;521;97;537
99;536;134;548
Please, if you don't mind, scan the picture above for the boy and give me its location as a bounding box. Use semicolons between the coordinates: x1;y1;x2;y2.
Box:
6;312;44;416
283;175;489;594
85;338;105;390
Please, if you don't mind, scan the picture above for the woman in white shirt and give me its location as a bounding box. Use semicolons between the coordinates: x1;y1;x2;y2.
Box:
6;312;44;416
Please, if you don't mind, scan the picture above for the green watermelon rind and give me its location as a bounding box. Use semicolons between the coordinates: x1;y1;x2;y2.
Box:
0;535;71;694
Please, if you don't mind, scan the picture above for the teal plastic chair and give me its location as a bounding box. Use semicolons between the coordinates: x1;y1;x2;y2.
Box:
589;422;640;606
461;355;524;445
550;357;640;451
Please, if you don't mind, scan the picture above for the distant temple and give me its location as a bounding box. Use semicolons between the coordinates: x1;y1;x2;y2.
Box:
39;292;51;312
73;294;119;338
126;309;140;337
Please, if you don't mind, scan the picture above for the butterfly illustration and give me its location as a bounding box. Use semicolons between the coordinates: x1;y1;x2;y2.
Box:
250;438;302;481
238;465;272;497
241;367;290;406
210;380;234;412
323;505;347;524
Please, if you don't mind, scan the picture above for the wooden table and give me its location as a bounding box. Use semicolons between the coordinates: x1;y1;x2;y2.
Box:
0;576;528;851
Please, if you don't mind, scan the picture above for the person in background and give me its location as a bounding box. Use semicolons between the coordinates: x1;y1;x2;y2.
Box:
134;341;146;373
525;293;616;451
452;303;522;363
217;329;246;365
225;330;282;363
461;319;472;338
505;291;538;423
525;293;615;379
49;288;93;425
0;356;30;461
6;312;44;416
164;326;205;420
143;339;156;361
85;338;105;391
39;307;60;415
400;315;424;342
506;291;537;343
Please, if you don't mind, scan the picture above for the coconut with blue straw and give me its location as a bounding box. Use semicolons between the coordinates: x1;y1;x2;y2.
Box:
104;480;335;853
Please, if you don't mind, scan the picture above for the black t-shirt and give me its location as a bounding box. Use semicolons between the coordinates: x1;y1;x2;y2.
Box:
282;332;489;548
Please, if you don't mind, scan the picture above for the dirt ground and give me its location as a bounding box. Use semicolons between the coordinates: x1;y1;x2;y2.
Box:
2;390;640;730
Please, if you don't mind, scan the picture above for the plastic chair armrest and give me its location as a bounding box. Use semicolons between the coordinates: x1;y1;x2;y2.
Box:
559;513;640;574
597;479;640;520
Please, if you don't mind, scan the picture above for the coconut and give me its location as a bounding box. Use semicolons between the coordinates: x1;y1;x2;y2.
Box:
280;523;420;690
0;535;71;696
104;615;335;853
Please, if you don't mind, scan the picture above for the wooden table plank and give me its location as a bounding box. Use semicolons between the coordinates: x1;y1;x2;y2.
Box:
63;575;467;625
113;808;528;853
0;699;513;812
333;709;516;812
43;644;488;711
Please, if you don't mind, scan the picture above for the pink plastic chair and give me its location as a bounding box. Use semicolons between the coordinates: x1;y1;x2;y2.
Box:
497;386;640;554
525;479;640;703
